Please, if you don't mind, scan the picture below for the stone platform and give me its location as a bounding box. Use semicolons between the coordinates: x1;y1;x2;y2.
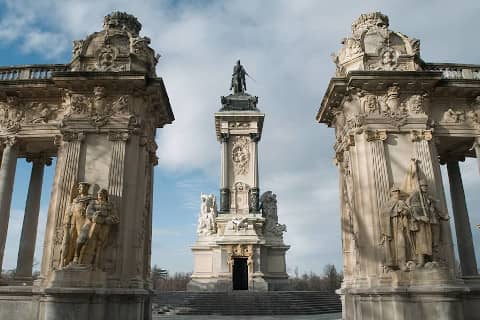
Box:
152;291;341;316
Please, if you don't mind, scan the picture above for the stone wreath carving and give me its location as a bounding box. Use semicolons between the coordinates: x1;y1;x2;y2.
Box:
232;136;250;175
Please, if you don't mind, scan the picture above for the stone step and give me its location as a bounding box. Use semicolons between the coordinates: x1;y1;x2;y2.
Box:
152;291;341;315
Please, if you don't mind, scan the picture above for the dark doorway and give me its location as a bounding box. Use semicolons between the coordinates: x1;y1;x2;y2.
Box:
232;258;248;290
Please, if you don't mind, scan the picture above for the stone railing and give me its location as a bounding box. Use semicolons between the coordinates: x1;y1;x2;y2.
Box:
0;64;69;81
424;63;480;80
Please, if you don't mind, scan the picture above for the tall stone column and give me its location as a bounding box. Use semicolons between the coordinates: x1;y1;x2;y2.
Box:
0;137;18;276
47;131;84;270
365;130;389;272
105;132;129;277
249;133;260;212
446;160;477;276
474;138;480;176
220;133;230;212
14;155;52;282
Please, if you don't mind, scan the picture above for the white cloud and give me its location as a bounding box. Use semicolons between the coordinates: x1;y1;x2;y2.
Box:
1;0;479;275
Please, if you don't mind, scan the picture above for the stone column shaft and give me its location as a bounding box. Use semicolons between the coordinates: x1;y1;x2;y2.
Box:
15;156;50;281
220;134;230;212
474;139;480;176
0;140;18;274
446;160;477;276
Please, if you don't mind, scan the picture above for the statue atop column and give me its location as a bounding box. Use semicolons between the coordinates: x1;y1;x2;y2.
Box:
230;60;248;94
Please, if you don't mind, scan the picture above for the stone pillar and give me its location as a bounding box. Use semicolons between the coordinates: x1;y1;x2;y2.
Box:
105;132;129;277
249;133;260;213
365;130;389;272
48;131;84;270
0;137;18;275
446;160;478;276
220;133;230;212
474;138;480;176
14;155;52;282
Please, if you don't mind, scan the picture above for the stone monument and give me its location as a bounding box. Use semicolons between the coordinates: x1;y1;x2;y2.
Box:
0;12;174;320
188;61;289;291
317;12;480;320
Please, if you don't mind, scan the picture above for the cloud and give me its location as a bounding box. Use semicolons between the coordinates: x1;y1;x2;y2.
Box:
1;0;479;275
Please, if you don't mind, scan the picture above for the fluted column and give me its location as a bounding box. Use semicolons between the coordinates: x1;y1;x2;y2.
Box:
412;130;435;185
0;137;18;275
365;130;389;271
105;132;129;276
108;132;129;208
446;160;477;276
249;133;260;213
14;155;52;282
48;131;84;270
220;133;230;212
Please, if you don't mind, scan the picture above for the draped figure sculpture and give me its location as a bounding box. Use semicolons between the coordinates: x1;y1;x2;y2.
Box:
380;185;415;271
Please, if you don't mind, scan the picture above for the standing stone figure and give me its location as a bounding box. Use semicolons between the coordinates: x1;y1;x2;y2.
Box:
197;193;217;236
407;180;448;266
230;60;247;94
60;182;93;267
260;191;287;237
79;189;119;268
380;185;414;271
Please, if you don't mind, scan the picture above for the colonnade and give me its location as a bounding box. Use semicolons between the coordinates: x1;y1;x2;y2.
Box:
443;136;480;276
0;139;52;283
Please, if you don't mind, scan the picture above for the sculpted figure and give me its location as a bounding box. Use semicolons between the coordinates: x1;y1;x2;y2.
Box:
380;185;414;271
197;193;217;236
260;191;287;237
230;60;247;94
60;182;93;267
407;180;448;266
79;189;120;268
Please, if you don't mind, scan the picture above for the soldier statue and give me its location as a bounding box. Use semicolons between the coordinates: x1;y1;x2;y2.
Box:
230;60;247;94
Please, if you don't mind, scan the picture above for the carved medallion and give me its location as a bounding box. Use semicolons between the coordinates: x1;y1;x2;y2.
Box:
232;136;250;175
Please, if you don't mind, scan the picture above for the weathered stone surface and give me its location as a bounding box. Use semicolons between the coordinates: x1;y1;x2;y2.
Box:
318;11;480;320
0;11;174;320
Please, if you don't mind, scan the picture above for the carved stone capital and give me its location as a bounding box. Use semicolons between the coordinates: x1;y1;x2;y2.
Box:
250;133;261;142
410;129;433;142
3;136;17;147
26;154;53;166
62;131;86;142
365;130;387;142
220;133;230;143
108;131;130;141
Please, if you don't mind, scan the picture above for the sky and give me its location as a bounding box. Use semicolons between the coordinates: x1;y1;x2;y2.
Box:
0;0;479;276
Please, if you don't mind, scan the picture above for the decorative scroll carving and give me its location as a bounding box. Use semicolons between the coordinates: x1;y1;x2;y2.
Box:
70;12;158;76
232;136;250;175
197;193;217;236
0;96;25;132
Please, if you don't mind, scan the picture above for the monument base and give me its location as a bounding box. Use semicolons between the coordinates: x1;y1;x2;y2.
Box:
0;285;151;320
339;278;480;320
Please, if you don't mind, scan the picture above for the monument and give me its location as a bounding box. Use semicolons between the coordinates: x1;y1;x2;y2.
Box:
0;12;174;320
317;12;480;320
188;61;289;291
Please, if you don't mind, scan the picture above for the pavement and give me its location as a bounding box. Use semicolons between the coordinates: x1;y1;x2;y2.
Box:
153;313;342;320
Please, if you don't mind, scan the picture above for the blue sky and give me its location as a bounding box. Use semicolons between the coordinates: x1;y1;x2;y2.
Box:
1;0;479;275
